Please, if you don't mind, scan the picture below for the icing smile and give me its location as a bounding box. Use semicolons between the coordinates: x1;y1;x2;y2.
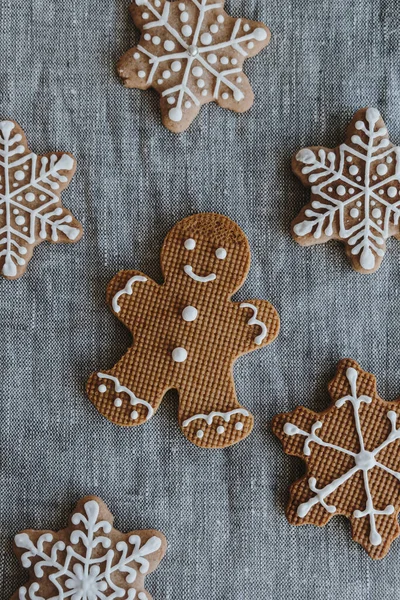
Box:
184;265;216;283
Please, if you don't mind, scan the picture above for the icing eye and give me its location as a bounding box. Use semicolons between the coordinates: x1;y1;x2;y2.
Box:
184;238;196;250
215;248;227;260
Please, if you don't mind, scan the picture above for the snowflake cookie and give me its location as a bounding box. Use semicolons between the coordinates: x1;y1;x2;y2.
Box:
11;496;167;600
86;213;280;449
292;108;400;273
117;0;271;132
0;120;82;280
272;359;400;559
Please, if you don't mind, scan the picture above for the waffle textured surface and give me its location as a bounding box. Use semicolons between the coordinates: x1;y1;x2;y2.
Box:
2;0;400;598
87;213;280;448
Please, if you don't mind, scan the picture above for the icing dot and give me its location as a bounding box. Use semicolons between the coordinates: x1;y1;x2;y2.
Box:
388;186;397;198
378;219;383;225
142;12;149;19
162;70;171;79
185;100;192;108
247;42;254;49
187;44;198;56
180;11;189;22
379;189;384;195
376;164;388;176
336;185;346;196
372;175;377;181
355;120;364;130
201;89;208;96
233;89;244;101
157;79;164;85
114;398;123;407
164;40;175;51
372;208;381;218
167;97;176;105
197;79;205;88
182;25;192;36
349;165;359;176
0;209;3;214
19;247;27;255
152;36;161;45
243;24;250;32
134;52;140;59
387;156;393;163
14;170;25;181
215;247;227;260
192;66;203;77
349;188;355;194
25;193;35;202
182;306;198;322
207;53;217;64
350;208;359;218
217;426;225;435
22;227;28;232
236;76;242;83
221;57;229;65
356;176;362;182
217;15;224;23
172;347;188;363
138;70;146;78
144;33;151;41
15;215;25;225
201;32;212;45
346;156;353;162
356;201;362;207
197;430;204;439
231;58;238;65
371;200;376;206
169;107;183;122
13;209;19;215
221;92;229;100
179;2;185;9
210;24;218;33
23;165;29;170
254;27;268;40
98;384;107;393
184;238;196;250
171;60;182;72
235;422;244;431
131;410;139;420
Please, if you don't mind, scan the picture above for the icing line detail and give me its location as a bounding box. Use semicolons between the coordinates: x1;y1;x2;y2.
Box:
112;275;148;313
184;264;216;282
239;302;267;345
97;373;154;420
182;407;249;427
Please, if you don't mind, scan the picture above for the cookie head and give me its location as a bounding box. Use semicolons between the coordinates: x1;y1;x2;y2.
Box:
161;213;251;293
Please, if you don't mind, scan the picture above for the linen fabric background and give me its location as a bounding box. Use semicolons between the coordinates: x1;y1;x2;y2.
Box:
1;0;399;598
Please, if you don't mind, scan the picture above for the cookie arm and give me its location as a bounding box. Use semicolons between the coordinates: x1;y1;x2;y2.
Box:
232;299;280;357
106;270;158;322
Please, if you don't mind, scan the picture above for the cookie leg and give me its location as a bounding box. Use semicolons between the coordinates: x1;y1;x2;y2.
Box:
86;349;166;427
178;377;254;449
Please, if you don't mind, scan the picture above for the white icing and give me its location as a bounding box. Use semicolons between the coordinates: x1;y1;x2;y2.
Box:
294;108;400;271
215;247;227;259
131;0;268;123
112;275;148;313
183;407;249;427
184;264;216;282
284;367;400;546
182;305;198;321
216;425;225;434
15;499;162;600
239;303;267;345
184;238;196;250
97;373;154;420
235;422;244;431
172;347;188;362
0;121;79;277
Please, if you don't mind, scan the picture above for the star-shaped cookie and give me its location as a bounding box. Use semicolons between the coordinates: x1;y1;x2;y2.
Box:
273;359;400;559
117;0;271;132
11;496;167;600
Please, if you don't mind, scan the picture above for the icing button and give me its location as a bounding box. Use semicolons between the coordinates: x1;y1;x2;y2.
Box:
172;347;188;363
187;45;199;57
182;305;198;322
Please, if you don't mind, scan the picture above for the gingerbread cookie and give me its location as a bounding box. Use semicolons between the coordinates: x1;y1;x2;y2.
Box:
0;120;82;279
292;108;400;273
12;496;167;600
272;359;400;559
117;0;271;132
87;213;280;449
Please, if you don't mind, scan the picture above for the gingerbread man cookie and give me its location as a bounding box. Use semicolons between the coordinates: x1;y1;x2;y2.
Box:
117;0;271;132
0;120;82;279
292;108;400;273
12;496;167;600
87;213;280;448
273;359;400;559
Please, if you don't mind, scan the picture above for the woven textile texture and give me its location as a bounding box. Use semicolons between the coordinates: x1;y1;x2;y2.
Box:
1;0;400;598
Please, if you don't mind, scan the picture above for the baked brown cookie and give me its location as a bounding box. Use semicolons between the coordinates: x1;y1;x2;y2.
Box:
292;108;400;273
87;213;280;449
12;496;167;600
273;359;400;559
0;120;82;279
117;0;271;132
